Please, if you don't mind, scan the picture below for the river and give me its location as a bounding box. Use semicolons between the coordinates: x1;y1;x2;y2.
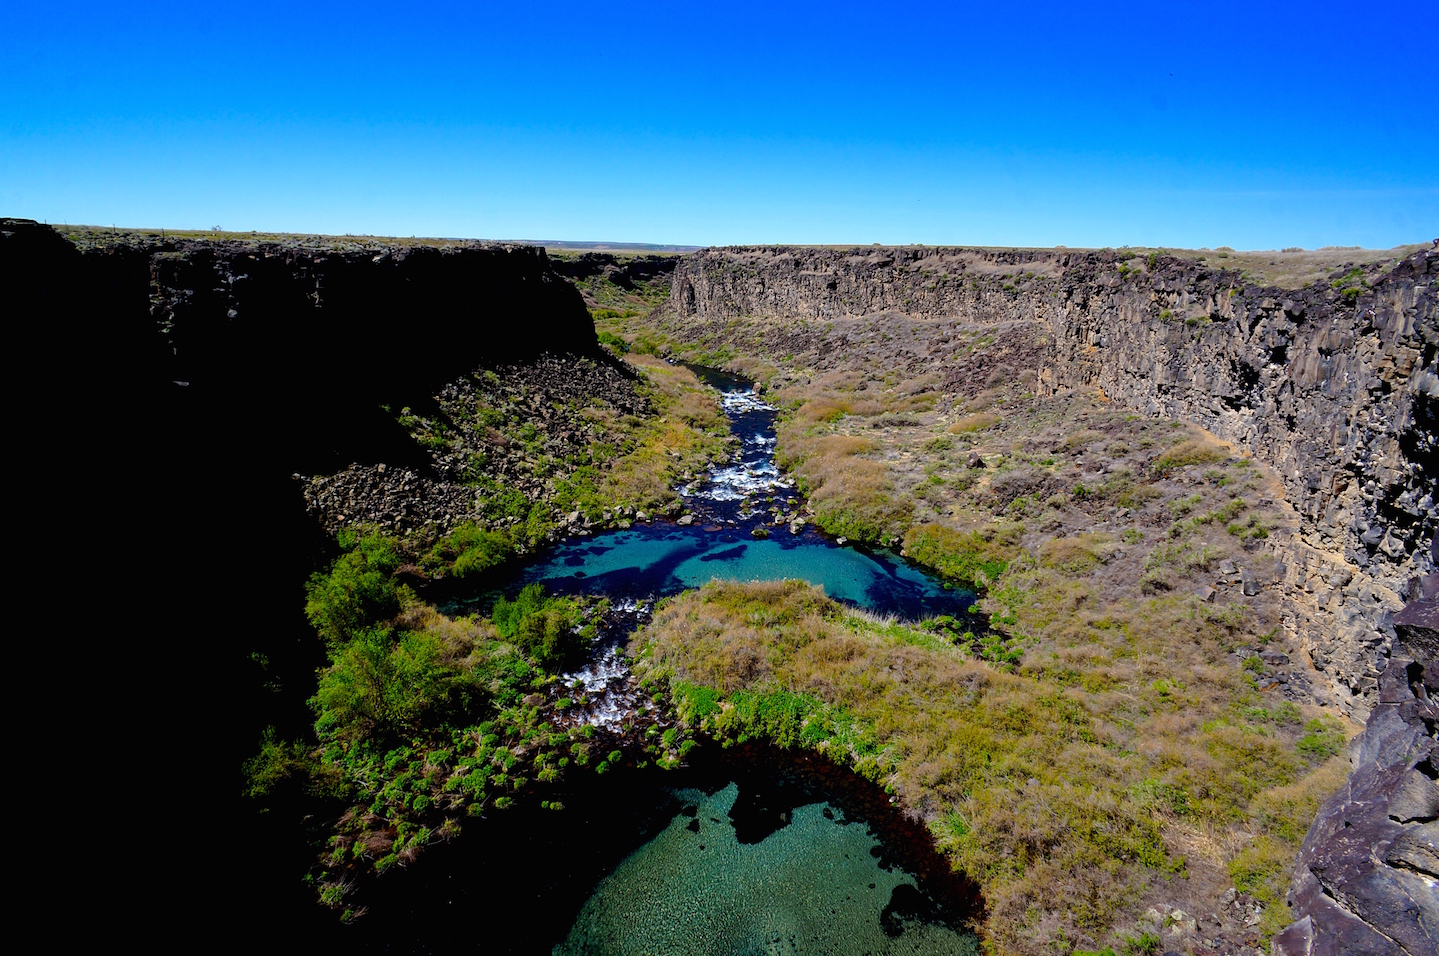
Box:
369;365;982;953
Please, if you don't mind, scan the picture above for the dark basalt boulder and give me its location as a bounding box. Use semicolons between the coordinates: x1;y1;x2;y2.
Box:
1273;543;1439;956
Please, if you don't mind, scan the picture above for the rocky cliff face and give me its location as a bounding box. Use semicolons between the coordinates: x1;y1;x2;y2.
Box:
1;220;602;943
1038;248;1436;721
666;243;1438;718
1273;549;1438;956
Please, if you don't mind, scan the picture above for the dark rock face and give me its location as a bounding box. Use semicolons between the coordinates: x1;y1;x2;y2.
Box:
548;252;677;291
1273;551;1438;956
1;220;601;944
4;218;597;475
666;243;1438;717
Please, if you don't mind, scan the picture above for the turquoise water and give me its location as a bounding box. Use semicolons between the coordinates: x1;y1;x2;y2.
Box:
490;366;979;952
517;524;970;618
490;364;969;618
555;782;980;956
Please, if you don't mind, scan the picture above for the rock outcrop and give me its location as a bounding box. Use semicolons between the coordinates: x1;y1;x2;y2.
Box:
549;251;678;292
1273;543;1438;956
1038;247;1437;720
664;243;1438;718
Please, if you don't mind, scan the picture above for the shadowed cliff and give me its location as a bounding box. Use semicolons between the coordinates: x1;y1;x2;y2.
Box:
1;220;600;944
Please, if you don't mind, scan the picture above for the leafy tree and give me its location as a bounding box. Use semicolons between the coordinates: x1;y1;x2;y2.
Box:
312;627;483;745
491;584;590;671
305;533;411;645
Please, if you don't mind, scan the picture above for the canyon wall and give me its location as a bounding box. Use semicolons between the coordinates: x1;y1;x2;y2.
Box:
1;220;601;943
665;243;1438;718
1039;248;1436;719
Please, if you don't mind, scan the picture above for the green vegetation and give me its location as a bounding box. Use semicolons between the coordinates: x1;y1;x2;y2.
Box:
632;575;1346;954
1330;266;1369;301
596;330;630;354
903;523;1014;591
491;583;593;671
305;531;413;645
249;533;623;918
423;522;514;579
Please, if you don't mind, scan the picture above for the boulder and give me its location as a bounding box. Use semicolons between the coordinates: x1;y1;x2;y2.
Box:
1386;822;1438;877
1273;586;1439;956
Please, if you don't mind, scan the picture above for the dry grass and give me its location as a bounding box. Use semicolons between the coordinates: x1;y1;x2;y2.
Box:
1038;533;1116;573
1164;243;1426;289
633;579;1346;955
600;273;1338;952
949;412;1000;434
1149;435;1230;475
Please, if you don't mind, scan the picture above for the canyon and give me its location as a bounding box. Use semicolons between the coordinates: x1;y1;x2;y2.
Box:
664;243;1435;721
5;220;1433;954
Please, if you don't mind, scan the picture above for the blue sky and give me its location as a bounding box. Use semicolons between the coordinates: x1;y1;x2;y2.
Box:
3;2;1434;248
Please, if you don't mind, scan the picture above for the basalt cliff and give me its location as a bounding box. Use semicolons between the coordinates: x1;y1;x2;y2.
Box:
2;220;606;942
665;243;1438;719
661;242;1437;954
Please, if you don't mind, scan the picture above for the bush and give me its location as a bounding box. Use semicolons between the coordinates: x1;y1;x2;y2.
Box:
311;626;486;745
596;331;629;354
1149;438;1227;476
243;727;345;801
305;533;411;645
1296;717;1346;760
425;522;514;579
492;584;590;671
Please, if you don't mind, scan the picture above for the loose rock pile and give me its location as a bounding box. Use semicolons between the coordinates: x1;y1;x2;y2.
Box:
300;353;654;541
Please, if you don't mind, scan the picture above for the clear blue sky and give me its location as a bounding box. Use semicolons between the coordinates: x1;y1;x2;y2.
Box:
3;2;1434;248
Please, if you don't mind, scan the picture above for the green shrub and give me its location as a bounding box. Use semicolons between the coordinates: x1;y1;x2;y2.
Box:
1123;932;1162;956
1229;834;1291;912
1296;717;1346;760
305;533;411;646
243;727;345;801
311;626;486;745
596;331;630;354
711;689;817;748
673;681;722;724
425;522;514;579
492;584;590;671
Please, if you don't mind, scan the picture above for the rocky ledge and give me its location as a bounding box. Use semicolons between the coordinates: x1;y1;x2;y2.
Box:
299;352;660;542
1273;540;1438;956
